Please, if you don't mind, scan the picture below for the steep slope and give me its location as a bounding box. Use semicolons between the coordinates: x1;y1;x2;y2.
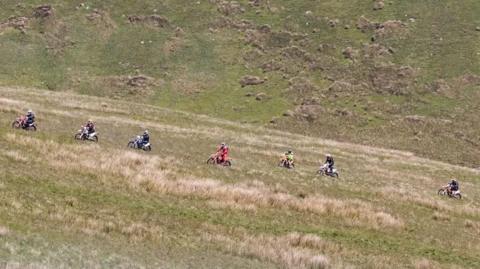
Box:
1;1;480;166
1;87;479;268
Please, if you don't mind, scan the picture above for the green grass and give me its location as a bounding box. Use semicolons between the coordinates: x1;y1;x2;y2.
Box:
0;87;479;268
1;1;480;166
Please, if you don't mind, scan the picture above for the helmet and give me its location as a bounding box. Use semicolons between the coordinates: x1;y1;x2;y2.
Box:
326;154;332;158
144;130;149;134
87;119;93;123
287;150;292;154
221;142;226;147
27;109;32;114
451;179;457;184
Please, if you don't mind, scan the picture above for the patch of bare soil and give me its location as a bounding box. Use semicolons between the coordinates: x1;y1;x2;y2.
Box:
101;74;160;97
128;15;169;28
86;9;117;29
216;1;245;16
33;5;53;18
0;16;28;34
369;64;416;95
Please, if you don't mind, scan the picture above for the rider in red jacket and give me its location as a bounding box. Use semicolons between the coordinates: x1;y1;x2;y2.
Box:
216;142;229;163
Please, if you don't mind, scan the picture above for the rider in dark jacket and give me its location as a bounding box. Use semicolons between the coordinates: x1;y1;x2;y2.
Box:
25;109;35;127
325;154;335;172
85;119;96;134
141;130;150;146
448;179;459;192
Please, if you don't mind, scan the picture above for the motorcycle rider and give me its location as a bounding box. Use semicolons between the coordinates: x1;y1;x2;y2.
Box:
216;142;229;164
24;109;35;128
447;179;459;195
284;150;294;167
324;154;335;173
84;119;96;137
139;130;150;147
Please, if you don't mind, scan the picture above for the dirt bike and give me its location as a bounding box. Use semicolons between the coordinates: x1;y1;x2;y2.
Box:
74;126;98;142
317;164;339;178
278;157;295;169
11;115;37;131
438;185;462;199
207;154;232;166
127;136;152;151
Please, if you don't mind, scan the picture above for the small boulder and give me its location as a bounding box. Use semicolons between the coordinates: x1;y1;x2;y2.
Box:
283;110;294;117
342;47;358;61
255;92;267;101
33;5;53;18
240;75;266;87
373;0;385;10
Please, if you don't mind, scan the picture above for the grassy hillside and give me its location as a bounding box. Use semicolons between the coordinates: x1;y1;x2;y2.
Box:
1;87;479;268
0;0;479;167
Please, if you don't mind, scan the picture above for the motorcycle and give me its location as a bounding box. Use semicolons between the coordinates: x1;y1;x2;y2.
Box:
437;185;462;199
11;115;37;131
127;136;152;151
207;153;232;166
317;164;339;178
278;157;294;169
74;126;98;142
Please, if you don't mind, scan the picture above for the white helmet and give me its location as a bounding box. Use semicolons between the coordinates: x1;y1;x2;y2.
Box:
326;154;331;158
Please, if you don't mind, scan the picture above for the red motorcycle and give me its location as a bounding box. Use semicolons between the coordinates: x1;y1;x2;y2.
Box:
11;115;37;131
207;153;232;166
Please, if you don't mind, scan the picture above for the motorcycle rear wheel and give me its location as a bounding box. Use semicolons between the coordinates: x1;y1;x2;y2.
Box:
74;133;83;140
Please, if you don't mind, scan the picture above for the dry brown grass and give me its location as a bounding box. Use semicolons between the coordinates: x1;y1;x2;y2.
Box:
0;225;10;236
413;258;440;269
203;231;333;269
4;133;403;230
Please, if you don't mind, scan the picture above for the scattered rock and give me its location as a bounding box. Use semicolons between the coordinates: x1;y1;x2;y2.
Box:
257;24;271;33
335;108;352;117
283;110;294;117
373;0;385;10
375;20;407;38
269;117;278;124
127;75;153;87
245;92;254;97
405;115;426;124
328;19;339;28
240;75;266;87
0;17;29;33
34;5;53;18
128;15;169;28
217;1;245;16
342;47;358;61
429;79;450;93
328;81;354;93
356;16;379;32
476;26;480;31
255;92;267;101
344;25;351;30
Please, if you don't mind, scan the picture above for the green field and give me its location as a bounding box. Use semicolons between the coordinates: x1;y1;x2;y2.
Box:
1;87;479;268
0;0;479;166
1;1;480;268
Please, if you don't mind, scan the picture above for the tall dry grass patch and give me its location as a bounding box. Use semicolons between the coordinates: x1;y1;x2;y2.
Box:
4;133;403;230
413;258;440;269
1;150;28;162
203;231;333;269
0;225;10;236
